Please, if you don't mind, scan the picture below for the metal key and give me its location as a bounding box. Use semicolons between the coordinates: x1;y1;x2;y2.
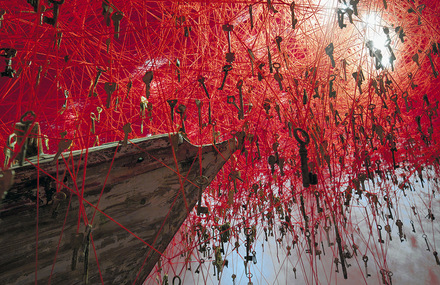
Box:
142;71;153;99
324;226;334;246
377;225;385;243
0;9;6;30
385;224;392;241
218;65;232;90
325;43;335;68
111;12;123;39
363;255;371;277
104;82;117;109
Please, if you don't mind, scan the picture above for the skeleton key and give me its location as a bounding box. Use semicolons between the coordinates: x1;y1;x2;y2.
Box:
222;24;235;63
0;9;6;30
111;11;123;40
236;79;244;119
423;234;430;251
377;225;385;243
410;220;416;233
334;258;340;273
273;63;283;90
195;99;203;128
275;36;282;53
176;104;186;133
427;49;438;78
249;5;253;29
267;46;273;73
388;271;393;285
268;155;277;174
71;233;84;271
362;255;371;277
232;273;236;285
51;191;66;218
385;224;392;241
89;67;106;97
290;2;298;29
218;65;232;90
43;0;65;27
390;93;400;114
315;191;323;213
324;226;334;246
293;267;297;279
197;76;210;99
396;219;403;241
104;82;117;109
401;91;411;112
90;113;97;134
195;259;204;274
325;43;335;68
142;71;153;99
122;123;131;146
434;251;440;265
294;128;311;187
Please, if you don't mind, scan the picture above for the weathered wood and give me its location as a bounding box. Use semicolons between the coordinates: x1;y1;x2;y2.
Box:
0;133;235;284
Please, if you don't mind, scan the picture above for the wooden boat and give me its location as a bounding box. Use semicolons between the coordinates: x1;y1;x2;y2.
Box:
0;132;235;284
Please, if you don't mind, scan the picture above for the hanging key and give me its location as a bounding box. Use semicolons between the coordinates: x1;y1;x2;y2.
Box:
143;70;153;99
423;234;430;251
325;43;335;68
232;273;236;285
121;123;131;147
401;91;411;112
384;224;392;241
236;79;244;119
363;255;371;277
175;58;181;82
195;99;203;128
197;76;210;99
0;9;6;31
273;63;283;90
222;24;235;63
70;233;84;271
218;65;232;90
390;93;400;114
427;49;438;78
267;46;273;73
53;138;72;162
268;155;277;174
290;2;298;29
43;0;65;27
195;259;204;274
293;267;297;279
275;36;282;53
90;113;97;134
167;99;177;123
0;48;17;78
89;67;106;97
315;191;323;213
51;191;66;218
111;11;123;40
104;82;117;109
410;220;416;233
377;225;385;243
249;5;253;30
334;258;340;273
434;251;440;265
324;226;334;246
396;219;404;241
294;128;311;188
176;104;187;133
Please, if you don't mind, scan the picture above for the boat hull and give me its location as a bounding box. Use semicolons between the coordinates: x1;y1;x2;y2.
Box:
0;134;235;284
